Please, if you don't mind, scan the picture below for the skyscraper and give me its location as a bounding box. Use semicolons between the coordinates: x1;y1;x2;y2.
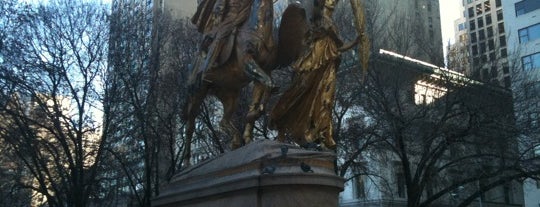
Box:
459;0;511;88
502;1;540;206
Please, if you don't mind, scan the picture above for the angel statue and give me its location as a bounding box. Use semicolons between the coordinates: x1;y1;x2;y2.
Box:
269;0;369;150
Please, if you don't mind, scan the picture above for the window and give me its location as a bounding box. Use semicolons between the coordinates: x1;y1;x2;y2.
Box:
486;14;492;25
484;1;491;12
487;26;493;38
470;19;476;30
503;63;510;74
515;0;540;16
518;23;540;43
499;22;505;33
497;10;503;21
491;66;498;78
500;36;507;47
496;0;501;8
488;39;495;51
522;53;540;71
472;44;479;55
489;52;496;61
478;17;484;28
480;42;486;53
476;4;483;15
458;23;466;31
479;29;486;41
468;7;475;18
501;48;507;58
471;33;478;43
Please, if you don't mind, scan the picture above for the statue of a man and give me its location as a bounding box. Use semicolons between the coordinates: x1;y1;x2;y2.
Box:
191;0;273;87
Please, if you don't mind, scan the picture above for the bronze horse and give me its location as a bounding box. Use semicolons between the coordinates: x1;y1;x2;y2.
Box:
182;1;308;166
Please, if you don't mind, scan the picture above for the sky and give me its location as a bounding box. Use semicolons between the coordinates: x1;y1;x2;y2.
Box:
439;0;463;59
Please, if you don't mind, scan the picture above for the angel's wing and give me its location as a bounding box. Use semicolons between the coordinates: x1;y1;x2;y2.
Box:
276;3;310;67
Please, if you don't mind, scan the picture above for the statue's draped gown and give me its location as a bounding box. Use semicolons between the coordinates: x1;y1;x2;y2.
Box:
270;20;342;149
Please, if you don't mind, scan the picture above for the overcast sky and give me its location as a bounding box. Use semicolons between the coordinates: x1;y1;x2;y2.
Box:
439;0;462;66
439;0;462;55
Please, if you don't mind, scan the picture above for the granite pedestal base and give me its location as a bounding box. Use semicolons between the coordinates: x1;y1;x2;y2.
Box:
152;140;344;207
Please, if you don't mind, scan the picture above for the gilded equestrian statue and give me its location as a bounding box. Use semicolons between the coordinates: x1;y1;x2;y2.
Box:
183;0;308;166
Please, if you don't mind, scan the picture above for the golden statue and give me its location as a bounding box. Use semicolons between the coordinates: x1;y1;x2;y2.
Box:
183;0;310;166
269;0;369;150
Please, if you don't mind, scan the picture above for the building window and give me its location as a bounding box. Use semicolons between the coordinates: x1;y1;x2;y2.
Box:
501;48;507;58
487;26;493;38
488;39;495;51
518;23;540;44
478;17;484;28
468;7;475;18
496;0;501;8
491;66;498;78
471;33;478;43
497;9;503;21
458;23;466;31
479;29;486;41
472;44;479;55
522;53;540;71
515;0;540;16
484;1;491;12
499;22;505;33
503;63;510;74
486;14;492;25
500;36;507;47
480;42;487;54
476;4;483;15
470;19;476;30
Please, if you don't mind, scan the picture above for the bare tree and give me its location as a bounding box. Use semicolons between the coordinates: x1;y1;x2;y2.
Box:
0;1;109;206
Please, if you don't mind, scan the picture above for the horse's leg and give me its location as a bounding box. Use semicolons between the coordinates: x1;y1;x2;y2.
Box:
243;82;270;144
182;84;208;168
215;90;242;150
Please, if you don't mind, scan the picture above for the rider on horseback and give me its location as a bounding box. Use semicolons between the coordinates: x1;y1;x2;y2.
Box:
191;0;274;88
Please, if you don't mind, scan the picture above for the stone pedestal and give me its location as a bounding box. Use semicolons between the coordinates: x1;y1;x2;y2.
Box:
152;140;344;207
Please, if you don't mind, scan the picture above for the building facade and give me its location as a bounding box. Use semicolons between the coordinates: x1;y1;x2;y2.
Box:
339;50;524;207
501;0;540;206
458;0;511;88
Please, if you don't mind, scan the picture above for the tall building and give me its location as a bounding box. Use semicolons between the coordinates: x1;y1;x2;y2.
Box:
459;0;511;88
369;0;444;65
501;0;540;206
447;8;470;74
